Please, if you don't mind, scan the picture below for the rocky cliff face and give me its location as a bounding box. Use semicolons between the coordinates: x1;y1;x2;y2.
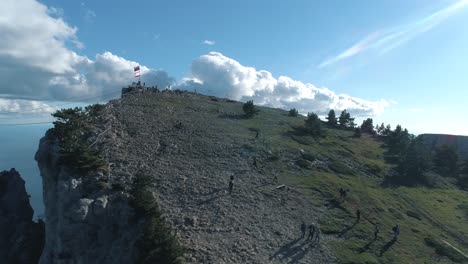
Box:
36;90;336;263
35;120;142;264
0;168;44;264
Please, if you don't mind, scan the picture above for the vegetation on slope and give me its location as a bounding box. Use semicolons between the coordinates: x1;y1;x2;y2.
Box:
130;173;184;264
50;103;184;263
49;105;107;173
195;96;468;263
51;91;468;263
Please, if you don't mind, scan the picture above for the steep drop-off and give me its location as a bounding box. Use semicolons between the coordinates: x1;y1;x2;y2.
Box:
0;168;44;264
35;90;335;263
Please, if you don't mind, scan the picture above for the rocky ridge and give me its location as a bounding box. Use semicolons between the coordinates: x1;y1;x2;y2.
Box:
36;89;336;263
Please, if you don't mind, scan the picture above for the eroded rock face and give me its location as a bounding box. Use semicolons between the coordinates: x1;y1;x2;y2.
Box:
35;127;141;264
0;168;44;264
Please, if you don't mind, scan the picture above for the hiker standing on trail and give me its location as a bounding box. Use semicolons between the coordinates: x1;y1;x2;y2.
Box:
392;224;400;241
374;224;380;240
307;224;316;241
229;180;234;194
301;222;306;239
313;226;321;243
356;209;361;222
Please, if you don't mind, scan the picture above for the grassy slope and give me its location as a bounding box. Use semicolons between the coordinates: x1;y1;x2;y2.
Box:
204;97;468;263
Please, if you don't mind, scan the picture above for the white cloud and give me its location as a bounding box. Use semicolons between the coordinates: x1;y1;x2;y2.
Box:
0;99;57;123
47;6;64;17
0;98;56;114
203;40;216;45
319;0;468;67
319;32;380;68
0;0;174;105
180;52;389;116
0;0;388;120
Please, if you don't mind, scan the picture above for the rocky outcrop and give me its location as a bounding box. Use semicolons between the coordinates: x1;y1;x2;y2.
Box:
0;168;44;264
35;127;142;264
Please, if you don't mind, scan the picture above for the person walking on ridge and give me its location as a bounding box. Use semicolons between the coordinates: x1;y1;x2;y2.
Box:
229;180;234;194
307;224;316;241
392;224;400;241
301;221;306;239
374;224;379;240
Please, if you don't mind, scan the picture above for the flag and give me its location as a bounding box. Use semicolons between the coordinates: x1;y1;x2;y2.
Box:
134;66;140;78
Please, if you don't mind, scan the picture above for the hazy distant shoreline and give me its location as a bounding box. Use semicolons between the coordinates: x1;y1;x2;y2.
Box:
0;124;51;219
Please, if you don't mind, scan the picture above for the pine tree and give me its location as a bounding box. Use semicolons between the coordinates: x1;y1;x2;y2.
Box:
304;112;322;136
326;110;337;127
243;100;258;118
338;110;355;129
434;145;458;176
396;137;432;185
361;118;375;134
288;108;299;117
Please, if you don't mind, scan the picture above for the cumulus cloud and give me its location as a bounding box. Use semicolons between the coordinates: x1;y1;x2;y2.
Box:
0;0;388;120
0;99;56;114
0;0;174;108
0;99;57;123
202;40;216;45
181;52;388;116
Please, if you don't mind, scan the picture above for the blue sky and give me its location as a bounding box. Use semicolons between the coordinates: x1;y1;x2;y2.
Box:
0;0;467;134
1;0;467;216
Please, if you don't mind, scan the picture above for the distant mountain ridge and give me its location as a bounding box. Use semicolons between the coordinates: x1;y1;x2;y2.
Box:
419;134;468;160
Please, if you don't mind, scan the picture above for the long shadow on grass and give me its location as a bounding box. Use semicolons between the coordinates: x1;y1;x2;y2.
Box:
358;239;376;254
218;113;246;120
338;221;358;238
270;237;301;261
286;241;319;264
270;237;318;264
379;239;397;256
325;198;348;211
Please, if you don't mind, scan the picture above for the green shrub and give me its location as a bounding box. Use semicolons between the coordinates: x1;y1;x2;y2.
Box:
50;105;106;174
288;108;298;117
302;153;316;162
130;174;184;264
304;113;322;136
243;100;259;118
353;128;362;138
111;182;126;191
290;135;316;145
329;161;355;175
296;159;311;169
